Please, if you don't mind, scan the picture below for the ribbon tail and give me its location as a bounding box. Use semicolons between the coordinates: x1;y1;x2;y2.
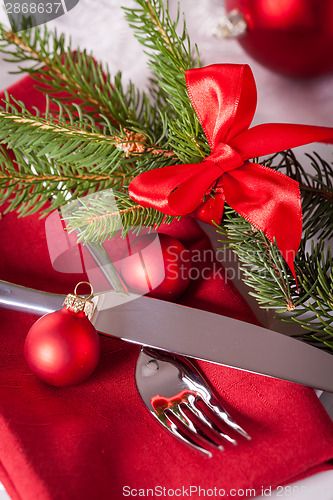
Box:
192;189;226;226
223;162;302;283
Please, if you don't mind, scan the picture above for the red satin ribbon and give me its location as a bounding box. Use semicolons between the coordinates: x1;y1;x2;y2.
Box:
129;64;333;279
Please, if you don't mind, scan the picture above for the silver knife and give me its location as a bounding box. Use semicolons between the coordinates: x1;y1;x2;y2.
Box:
1;279;333;393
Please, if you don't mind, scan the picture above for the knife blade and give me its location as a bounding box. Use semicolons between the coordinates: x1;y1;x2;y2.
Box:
1;280;333;392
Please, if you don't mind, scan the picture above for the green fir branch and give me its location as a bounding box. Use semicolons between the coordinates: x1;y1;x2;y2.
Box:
0;26;118;124
218;209;333;349
0;97;180;215
0;24;170;144
124;0;209;161
217;208;297;312
0;141;125;217
0;97;124;168
286;239;333;348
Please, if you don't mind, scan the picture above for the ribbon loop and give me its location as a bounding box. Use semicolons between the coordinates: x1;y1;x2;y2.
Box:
185;64;257;148
129;63;333;281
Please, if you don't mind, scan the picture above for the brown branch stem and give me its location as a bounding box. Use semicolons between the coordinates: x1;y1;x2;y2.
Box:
0;173;125;182
300;184;333;202
1;111;177;158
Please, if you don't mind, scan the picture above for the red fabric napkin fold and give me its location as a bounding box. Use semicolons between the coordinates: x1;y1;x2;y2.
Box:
0;75;333;500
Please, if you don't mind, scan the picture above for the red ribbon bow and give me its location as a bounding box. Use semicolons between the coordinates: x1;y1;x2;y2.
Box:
129;64;333;279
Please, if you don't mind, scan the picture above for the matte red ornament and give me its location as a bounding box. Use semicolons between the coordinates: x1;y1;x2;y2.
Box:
225;0;333;77
24;283;100;387
120;233;191;301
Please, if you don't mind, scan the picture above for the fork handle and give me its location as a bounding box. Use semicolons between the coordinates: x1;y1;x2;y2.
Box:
0;280;64;316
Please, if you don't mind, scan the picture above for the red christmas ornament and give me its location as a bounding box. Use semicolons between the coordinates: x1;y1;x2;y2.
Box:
24;282;100;387
224;0;333;77
120;233;191;301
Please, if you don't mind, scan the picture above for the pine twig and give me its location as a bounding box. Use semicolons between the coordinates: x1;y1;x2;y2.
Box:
4;30;119;124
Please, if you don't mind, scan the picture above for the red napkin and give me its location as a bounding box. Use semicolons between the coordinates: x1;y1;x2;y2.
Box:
1;75;333;500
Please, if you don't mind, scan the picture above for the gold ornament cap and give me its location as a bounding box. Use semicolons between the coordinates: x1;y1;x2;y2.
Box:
63;282;95;317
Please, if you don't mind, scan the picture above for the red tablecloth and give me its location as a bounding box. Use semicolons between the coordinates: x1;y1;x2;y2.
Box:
0;74;333;500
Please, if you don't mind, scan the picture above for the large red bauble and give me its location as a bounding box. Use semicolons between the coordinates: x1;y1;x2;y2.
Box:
24;307;100;387
225;0;333;77
120;233;191;300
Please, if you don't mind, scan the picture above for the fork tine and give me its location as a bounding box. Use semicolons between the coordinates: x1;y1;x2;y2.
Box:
203;396;251;441
188;397;237;446
164;408;215;457
178;403;224;450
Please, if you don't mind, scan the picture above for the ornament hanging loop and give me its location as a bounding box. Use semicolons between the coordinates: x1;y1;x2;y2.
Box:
216;9;247;39
74;281;94;301
63;281;95;317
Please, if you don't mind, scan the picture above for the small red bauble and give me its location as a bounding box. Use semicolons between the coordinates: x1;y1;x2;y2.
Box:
24;283;100;387
120;233;191;301
225;0;333;77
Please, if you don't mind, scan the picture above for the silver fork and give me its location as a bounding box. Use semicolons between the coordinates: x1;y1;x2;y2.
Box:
136;347;251;457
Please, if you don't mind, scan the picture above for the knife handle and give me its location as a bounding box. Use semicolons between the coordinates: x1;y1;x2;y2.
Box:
0;280;64;316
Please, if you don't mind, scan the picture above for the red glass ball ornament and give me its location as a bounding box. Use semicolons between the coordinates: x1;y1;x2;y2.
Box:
120;233;191;300
225;0;333;77
24;307;100;387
